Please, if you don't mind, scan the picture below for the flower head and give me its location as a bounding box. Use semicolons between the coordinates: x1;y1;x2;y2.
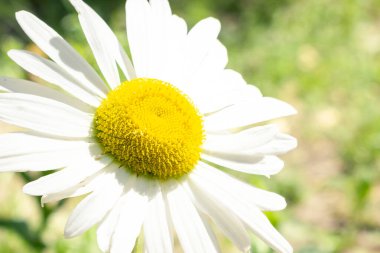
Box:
0;0;297;252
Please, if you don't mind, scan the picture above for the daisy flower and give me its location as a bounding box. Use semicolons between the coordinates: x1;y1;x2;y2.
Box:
0;0;297;252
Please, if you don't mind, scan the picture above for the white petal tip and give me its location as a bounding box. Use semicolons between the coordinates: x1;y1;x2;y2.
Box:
22;184;38;196
292;138;298;148
7;49;16;57
286;139;298;153
63;231;74;239
63;224;77;239
15;10;29;20
205;17;221;26
202;17;221;35
265;97;298;117
277;197;287;210
284;102;298;116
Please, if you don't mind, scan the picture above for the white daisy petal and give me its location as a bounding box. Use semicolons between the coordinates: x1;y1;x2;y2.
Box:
188;40;228;90
0;133;94;172
202;153;284;176
97;196;124;253
149;0;171;16
126;0;152;77
0;93;92;138
182;41;228;109
145;0;172;80
127;0;182;81
158;15;187;85
70;0;119;87
97;172;139;253
164;180;218;253
126;0;175;80
250;133;297;156
0;77;93;112
8;50;101;107
241;209;293;253
64;169;128;238
110;176;154;253
182;181;250;252
0;149;73;172
190;167;292;253
188;17;221;39
202;126;296;173
204;97;297;132
203;135;296;162
209;69;249;92
199;213;221;253
192;164;287;211
193;72;261;114
203;124;279;152
15;11;108;97
23;151;111;196
144;184;173;253
41;164;119;204
69;0;136;87
182;18;221;84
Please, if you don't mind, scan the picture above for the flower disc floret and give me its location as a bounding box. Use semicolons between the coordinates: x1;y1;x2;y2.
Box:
94;78;204;179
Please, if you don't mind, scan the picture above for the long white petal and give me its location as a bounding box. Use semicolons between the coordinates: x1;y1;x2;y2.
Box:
204;97;297;132
126;0;153;77
0;93;93;138
202;126;296;175
41;164;119;204
97;172;139;253
149;0;171;16
23;152;111;196
157;15;187;86
144;184;173;253
203;125;279;152
185;70;261;116
110;177;153;253
0;77;93;112
193;71;261;114
97;196;124;252
189;167;292;253
181;18;221;85
0;150;76;172
0;133;95;172
201;154;284;176
144;0;171;80
8;50;101;107
64;169;128;238
248;133;297;156
182;181;250;252
69;0;136;87
181;41;228;110
185;40;227;96
192;164;286;211
16;11;108;97
163;180;218;253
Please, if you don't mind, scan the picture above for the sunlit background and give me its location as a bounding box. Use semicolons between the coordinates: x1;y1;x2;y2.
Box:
0;0;380;252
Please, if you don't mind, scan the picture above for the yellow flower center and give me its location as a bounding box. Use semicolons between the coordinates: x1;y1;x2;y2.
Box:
94;78;204;179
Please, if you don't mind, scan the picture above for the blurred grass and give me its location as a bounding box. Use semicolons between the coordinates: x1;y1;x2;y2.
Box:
1;0;380;252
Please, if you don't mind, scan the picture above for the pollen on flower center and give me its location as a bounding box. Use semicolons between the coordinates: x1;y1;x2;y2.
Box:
94;78;204;179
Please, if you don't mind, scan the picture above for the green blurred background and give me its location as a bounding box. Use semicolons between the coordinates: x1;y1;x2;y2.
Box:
0;0;380;252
